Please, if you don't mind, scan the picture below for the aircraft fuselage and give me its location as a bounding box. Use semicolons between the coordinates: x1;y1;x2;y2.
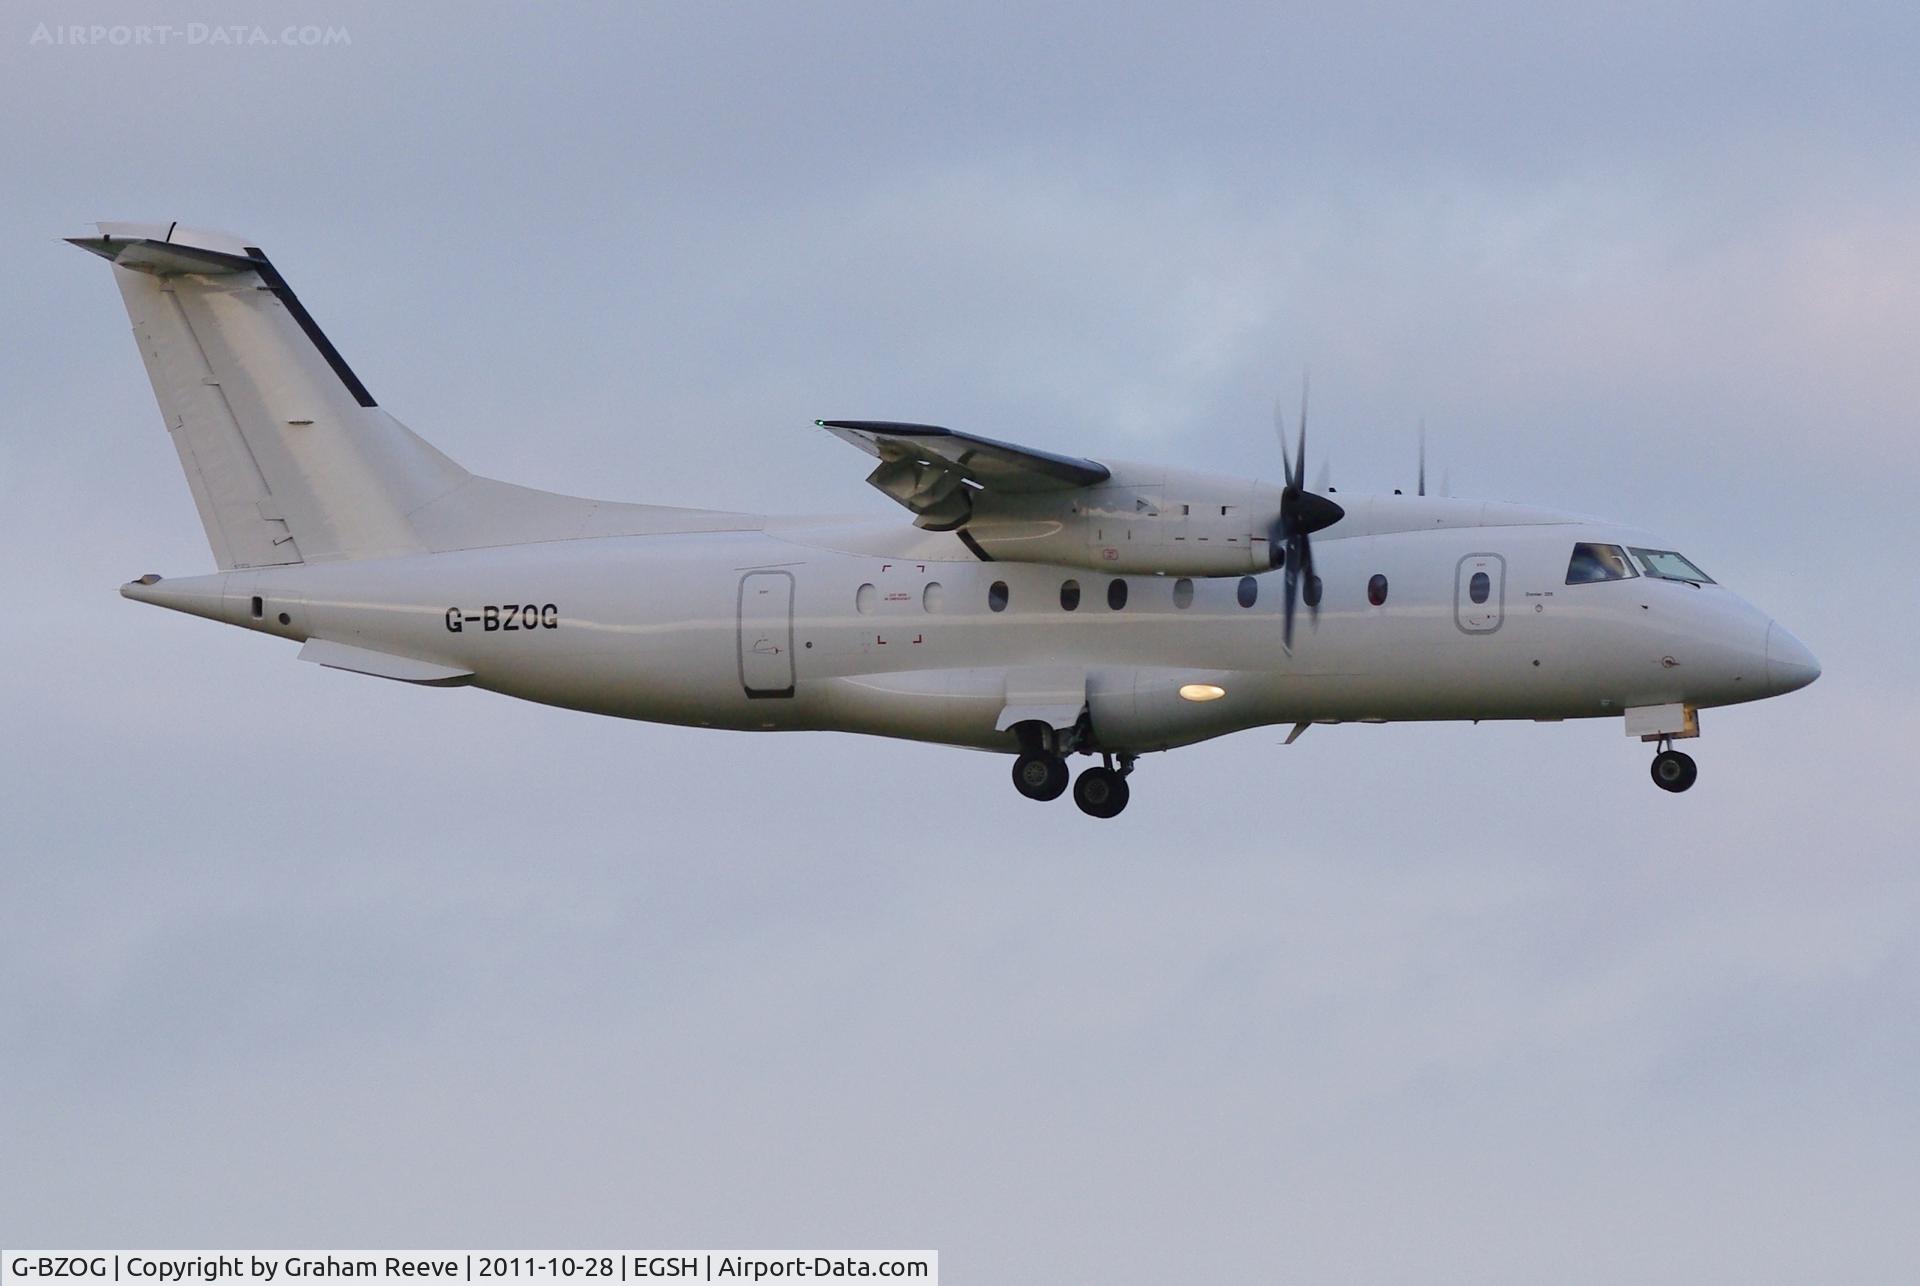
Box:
126;499;1815;756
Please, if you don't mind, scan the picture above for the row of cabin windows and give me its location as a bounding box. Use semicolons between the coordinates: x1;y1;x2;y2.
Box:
854;555;1745;611
828;565;1706;613
984;572;1388;613
837;561;1701;613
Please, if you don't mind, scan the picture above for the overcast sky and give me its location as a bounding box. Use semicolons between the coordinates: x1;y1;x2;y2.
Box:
2;3;1916;1280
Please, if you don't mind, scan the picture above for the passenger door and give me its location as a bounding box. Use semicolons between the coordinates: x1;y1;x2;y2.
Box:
1454;553;1505;634
738;571;795;698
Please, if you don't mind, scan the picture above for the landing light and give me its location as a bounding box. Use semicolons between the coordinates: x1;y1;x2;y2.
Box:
1178;683;1226;702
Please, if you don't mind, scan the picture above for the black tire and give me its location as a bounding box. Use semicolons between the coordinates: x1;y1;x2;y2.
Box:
1073;766;1131;818
1013;752;1069;801
1651;749;1698;793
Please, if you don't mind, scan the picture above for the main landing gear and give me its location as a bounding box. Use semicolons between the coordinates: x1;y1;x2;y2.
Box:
1072;760;1131;819
1650;740;1699;793
1012;752;1069;802
1011;749;1136;817
1009;721;1136;818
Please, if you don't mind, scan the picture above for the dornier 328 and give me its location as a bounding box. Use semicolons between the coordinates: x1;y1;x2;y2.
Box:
74;222;1820;818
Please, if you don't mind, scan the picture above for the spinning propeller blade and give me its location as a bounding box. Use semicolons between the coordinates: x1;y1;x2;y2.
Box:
1267;376;1344;653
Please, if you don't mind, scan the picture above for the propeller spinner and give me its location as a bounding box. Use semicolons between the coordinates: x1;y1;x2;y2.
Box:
1270;381;1345;652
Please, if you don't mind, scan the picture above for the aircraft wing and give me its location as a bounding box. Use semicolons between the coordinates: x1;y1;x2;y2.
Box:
818;419;1110;530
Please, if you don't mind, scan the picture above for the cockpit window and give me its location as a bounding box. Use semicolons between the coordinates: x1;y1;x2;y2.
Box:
1629;547;1715;584
1566;542;1638;584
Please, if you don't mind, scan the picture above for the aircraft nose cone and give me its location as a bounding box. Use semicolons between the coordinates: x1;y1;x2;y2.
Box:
1765;621;1821;694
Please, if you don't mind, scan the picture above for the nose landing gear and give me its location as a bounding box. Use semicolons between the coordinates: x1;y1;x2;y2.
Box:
1628;709;1702;795
1650;741;1698;793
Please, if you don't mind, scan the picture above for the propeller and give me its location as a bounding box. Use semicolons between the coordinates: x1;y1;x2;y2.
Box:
1269;378;1345;653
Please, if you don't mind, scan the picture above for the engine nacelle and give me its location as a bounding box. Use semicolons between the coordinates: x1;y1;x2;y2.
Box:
962;462;1285;577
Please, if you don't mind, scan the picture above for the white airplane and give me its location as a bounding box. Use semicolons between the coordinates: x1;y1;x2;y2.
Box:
74;222;1820;818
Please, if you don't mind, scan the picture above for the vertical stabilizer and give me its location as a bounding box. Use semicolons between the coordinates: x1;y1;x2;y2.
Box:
72;222;469;567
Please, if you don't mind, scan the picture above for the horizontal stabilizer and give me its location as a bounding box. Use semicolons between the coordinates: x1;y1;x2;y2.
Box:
66;236;258;276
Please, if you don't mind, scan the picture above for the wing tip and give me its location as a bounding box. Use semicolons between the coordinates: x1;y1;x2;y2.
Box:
817;419;954;435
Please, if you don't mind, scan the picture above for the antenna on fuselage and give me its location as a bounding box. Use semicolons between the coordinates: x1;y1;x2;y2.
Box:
1393;423;1427;497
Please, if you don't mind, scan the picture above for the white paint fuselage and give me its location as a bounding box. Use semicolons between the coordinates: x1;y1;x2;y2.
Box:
127;494;1819;756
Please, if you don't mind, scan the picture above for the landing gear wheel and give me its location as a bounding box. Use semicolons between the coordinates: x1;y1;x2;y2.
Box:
1650;749;1698;793
1012;753;1069;801
1073;766;1131;818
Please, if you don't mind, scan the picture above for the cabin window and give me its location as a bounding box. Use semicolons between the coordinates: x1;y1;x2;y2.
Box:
250;595;264;619
1303;575;1323;608
1469;571;1491;604
1566;542;1638;584
1629;547;1715;584
1367;573;1388;606
1107;578;1128;610
1172;577;1195;609
988;581;1009;612
1060;579;1081;611
1236;576;1258;608
856;583;877;614
922;582;944;613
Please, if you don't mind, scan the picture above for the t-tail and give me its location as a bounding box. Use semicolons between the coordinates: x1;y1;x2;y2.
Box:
72;222;753;589
70;221;471;568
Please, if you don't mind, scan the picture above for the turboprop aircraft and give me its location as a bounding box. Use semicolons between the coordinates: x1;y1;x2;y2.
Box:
73;221;1820;818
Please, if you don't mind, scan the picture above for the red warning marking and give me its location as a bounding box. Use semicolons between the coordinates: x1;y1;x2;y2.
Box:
875;635;887;645
881;563;893;572
911;634;923;644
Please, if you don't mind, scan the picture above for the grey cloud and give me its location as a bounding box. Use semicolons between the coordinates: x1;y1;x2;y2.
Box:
3;2;1916;1280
